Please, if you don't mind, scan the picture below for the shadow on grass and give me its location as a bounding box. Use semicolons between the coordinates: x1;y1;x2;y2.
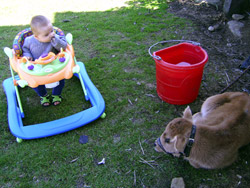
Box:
19;76;92;126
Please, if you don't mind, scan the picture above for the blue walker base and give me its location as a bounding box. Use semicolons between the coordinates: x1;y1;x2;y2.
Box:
3;62;105;140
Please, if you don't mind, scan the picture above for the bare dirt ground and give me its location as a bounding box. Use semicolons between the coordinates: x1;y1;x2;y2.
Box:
163;2;250;186
167;0;250;104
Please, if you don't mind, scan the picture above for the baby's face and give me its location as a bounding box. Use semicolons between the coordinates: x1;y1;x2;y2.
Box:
35;22;55;43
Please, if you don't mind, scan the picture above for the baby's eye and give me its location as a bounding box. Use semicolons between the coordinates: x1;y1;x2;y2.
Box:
165;138;170;143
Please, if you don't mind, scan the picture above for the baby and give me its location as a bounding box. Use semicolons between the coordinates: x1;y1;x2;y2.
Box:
22;15;67;106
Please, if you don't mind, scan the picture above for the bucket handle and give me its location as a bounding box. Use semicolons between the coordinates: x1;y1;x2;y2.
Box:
148;40;200;60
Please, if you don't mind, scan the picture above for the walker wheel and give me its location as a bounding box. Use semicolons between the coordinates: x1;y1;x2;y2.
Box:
101;112;106;119
16;137;23;143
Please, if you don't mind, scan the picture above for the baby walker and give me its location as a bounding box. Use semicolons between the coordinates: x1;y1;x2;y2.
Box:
3;27;106;142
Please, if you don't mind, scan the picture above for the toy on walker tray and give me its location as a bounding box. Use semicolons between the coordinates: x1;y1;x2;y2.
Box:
3;27;106;142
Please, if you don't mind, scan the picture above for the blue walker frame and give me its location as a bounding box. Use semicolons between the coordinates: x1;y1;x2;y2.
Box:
3;32;106;142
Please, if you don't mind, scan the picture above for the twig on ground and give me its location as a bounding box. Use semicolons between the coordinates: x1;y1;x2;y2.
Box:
128;98;133;105
125;170;131;175
139;139;145;155
134;170;136;186
145;94;155;98
224;70;230;83
70;157;79;163
139;157;158;169
225;78;229;86
220;65;250;93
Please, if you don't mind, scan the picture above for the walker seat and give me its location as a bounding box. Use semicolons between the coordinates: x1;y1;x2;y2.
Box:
3;27;106;142
8;27;76;88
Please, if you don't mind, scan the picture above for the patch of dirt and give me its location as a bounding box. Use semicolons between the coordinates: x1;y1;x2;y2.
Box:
165;1;250;187
167;0;250;100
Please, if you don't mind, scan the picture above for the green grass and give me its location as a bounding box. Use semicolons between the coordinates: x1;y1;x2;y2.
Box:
1;0;250;187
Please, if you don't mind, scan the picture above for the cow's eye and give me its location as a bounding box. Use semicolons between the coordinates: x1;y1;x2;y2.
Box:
165;138;170;143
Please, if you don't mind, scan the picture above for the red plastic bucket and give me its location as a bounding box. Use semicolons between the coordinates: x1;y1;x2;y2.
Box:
149;41;208;105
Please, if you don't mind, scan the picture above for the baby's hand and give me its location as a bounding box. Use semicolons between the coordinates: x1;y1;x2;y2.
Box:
51;36;56;43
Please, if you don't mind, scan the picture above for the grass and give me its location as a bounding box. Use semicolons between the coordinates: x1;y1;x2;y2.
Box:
1;0;250;187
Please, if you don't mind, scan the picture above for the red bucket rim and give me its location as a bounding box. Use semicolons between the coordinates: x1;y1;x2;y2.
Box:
152;42;208;70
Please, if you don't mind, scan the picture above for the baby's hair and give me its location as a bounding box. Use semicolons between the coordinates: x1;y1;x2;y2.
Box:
30;15;50;35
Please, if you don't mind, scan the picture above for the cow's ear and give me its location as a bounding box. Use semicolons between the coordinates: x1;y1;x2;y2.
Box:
183;106;192;121
173;135;185;153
